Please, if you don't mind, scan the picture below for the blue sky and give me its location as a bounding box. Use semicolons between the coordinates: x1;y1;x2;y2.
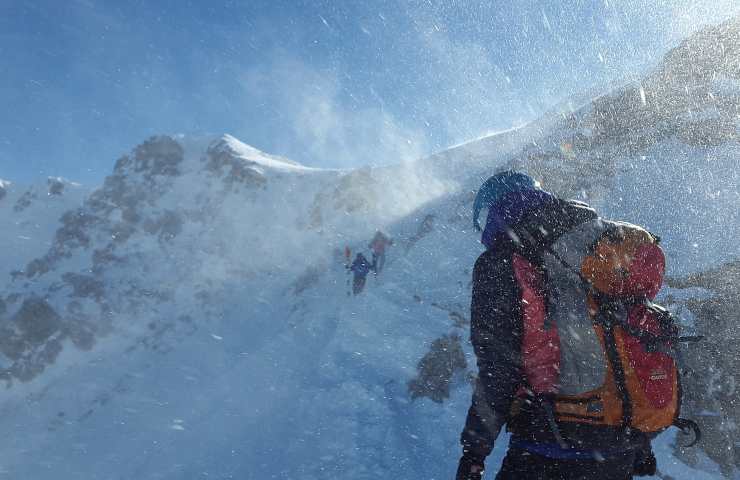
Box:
1;0;738;184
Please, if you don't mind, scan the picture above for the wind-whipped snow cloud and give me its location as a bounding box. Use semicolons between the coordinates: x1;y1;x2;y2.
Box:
409;19;534;141
240;54;428;169
4;0;740;184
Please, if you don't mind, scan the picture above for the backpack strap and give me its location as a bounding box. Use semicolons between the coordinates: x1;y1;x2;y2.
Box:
595;300;634;428
511;199;598;258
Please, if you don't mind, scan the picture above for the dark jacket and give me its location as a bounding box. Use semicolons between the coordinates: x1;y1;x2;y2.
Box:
350;254;372;277
460;240;523;458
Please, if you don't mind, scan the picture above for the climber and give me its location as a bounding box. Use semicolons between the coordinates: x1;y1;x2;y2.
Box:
349;253;372;295
368;230;393;274
455;170;684;480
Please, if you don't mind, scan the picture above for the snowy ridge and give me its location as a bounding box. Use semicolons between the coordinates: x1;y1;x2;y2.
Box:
212;133;314;171
0;17;739;480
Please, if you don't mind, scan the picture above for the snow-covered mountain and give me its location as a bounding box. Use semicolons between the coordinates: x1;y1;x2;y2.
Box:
0;17;739;480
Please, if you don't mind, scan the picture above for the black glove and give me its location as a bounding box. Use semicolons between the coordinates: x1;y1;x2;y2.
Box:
456;450;485;480
633;447;657;477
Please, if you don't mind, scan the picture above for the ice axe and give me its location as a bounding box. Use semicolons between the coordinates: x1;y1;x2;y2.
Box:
673;418;701;447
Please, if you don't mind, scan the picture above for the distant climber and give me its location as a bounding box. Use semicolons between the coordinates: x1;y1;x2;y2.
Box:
368;230;393;274
349;253;372;295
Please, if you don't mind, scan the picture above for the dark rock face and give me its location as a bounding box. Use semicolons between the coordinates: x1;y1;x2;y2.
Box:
62;301;100;352
24;257;53;278
0;183;6;201
12;297;61;345
677;118;738;147
96;136;184;219
64;317;96;351
408;333;467;403
62;273;105;301
404;214;436;253
19;136;188;282
0;298;63;381
24;208;101;278
292;265;324;295
56;209;97;251
99;163;131;208
308;168;378;228
668;260;740;475
0;328;25;362
92;246;125;273
130;136;184;177
47;177;65;196
205;138;267;190
142;210;183;242
509;17;740;203
334;168;377;213
589;18;740;154
2;136;191;383
13;190;36;213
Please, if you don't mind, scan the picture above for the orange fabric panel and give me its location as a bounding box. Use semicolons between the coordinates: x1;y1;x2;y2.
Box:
581;228;664;299
553;325;679;433
615;328;679;432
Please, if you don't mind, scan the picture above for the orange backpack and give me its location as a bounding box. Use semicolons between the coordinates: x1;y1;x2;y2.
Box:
512;218;698;445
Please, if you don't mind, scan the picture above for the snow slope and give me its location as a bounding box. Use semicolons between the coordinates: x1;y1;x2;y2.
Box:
0;16;739;480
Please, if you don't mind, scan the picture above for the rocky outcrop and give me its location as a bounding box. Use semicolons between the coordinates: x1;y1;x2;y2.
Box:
0;297;64;382
13;297;61;345
19;137;187;281
142;210;183;243
668;260;740;476
205;137;267;190
24;208;101;278
507;17;740;203
1;136;192;382
590;17;740;154
62;273;105;301
47;177;65;196
404;214;435;252
309;168;379;228
292;265;324;295
13;189;36;213
408;333;467;403
128;135;184;177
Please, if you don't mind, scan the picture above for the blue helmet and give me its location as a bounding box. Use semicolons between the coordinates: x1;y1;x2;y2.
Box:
472;171;539;231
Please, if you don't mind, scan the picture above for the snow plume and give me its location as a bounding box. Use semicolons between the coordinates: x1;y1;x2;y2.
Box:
240;54;427;168
666;0;740;38
410;13;535;141
238;54;459;238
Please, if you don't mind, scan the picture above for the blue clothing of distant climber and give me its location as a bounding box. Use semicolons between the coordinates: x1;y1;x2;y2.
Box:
350;253;372;295
472;171;540;232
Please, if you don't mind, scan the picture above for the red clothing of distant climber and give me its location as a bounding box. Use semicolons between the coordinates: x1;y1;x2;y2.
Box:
368;231;393;273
